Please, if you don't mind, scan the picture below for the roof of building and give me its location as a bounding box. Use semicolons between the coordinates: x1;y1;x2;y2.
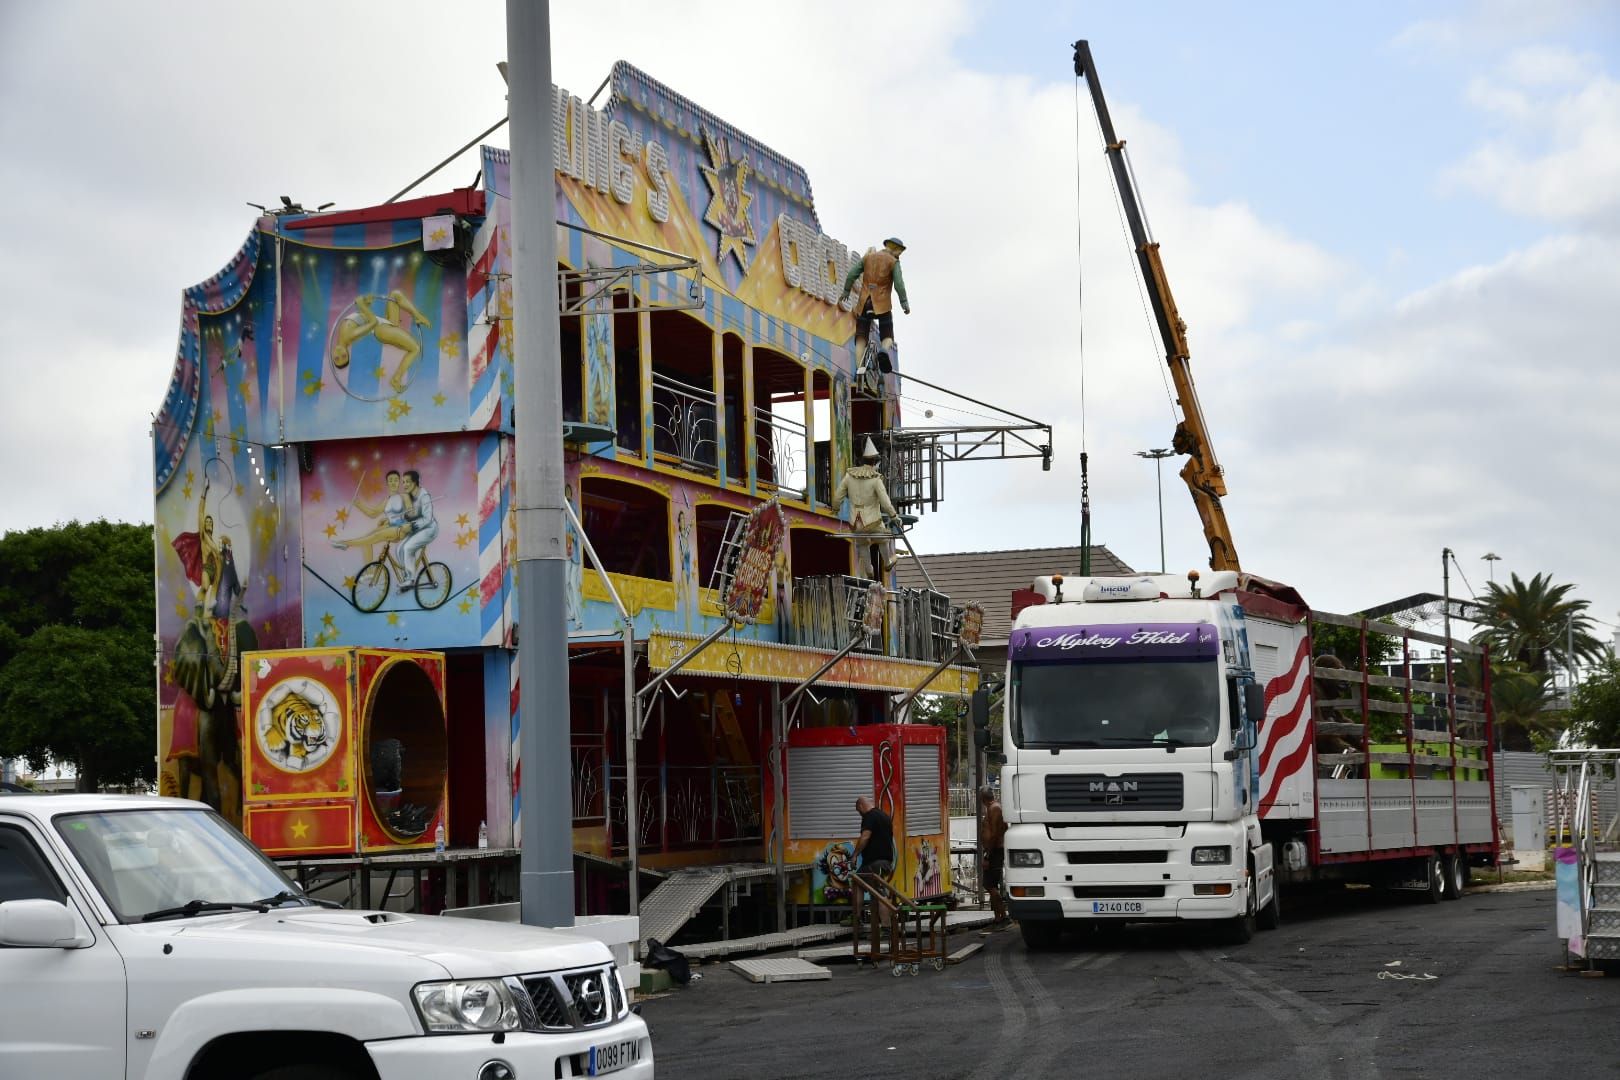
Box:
893;545;1136;645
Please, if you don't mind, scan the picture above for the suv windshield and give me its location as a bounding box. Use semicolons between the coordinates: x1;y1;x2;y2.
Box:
54;808;310;923
1013;659;1221;749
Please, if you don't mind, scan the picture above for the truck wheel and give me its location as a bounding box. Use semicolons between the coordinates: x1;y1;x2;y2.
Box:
1421;854;1444;904
1444;851;1466;899
249;1068;356;1080
1019;919;1063;951
1223;885;1257;945
1256;877;1282;930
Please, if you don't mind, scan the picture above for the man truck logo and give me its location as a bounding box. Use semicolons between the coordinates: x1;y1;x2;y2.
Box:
1088;781;1139;793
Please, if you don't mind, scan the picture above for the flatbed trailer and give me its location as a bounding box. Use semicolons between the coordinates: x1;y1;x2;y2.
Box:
1253;603;1499;896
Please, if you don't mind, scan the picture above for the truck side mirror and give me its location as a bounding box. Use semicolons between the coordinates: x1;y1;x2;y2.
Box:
971;688;991;749
1245;683;1267;727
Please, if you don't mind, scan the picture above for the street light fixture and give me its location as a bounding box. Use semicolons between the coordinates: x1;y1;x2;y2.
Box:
1481;552;1501;584
1136;448;1173;573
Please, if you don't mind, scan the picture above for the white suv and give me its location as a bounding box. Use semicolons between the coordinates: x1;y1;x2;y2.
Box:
0;794;652;1079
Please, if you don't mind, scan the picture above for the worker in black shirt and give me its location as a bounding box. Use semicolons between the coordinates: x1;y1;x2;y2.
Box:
852;796;895;880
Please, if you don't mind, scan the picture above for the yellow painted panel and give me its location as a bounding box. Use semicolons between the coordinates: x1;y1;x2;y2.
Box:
582;569;677;612
648;632;979;695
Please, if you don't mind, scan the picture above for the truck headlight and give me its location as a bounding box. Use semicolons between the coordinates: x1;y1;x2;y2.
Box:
413;978;525;1033
1192;846;1232;865
1008;850;1043;867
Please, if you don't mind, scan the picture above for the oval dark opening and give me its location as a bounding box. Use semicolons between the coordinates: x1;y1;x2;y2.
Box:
363;660;448;840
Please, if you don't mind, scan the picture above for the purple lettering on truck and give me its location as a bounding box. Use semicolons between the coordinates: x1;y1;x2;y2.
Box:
1009;622;1219;662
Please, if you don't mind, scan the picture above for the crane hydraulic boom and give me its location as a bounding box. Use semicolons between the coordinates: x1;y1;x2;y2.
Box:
1072;40;1240;572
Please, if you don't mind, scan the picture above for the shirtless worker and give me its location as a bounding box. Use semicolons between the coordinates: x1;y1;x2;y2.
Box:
980;784;1009;926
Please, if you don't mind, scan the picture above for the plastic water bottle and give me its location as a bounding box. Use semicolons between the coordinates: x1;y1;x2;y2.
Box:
477;821;489;850
434;822;446;859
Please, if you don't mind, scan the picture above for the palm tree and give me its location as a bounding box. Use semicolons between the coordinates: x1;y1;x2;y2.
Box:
1455;656;1557;751
1469;572;1605;677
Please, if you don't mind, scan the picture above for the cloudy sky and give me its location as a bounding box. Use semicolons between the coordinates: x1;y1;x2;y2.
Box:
2;1;1616;642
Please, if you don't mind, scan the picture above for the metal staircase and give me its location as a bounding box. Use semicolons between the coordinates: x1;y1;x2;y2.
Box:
634;863;784;955
1550;749;1620;966
1592;853;1620;961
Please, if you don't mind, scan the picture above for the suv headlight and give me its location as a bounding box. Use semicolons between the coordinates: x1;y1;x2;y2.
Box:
1008;850;1043;868
413;978;526;1033
1192;846;1232;865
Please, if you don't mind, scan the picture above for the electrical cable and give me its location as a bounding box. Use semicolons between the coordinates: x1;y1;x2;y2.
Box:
1448;551;1479;601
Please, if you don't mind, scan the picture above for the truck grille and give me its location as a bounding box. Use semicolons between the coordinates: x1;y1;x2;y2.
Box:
1074;885;1166;899
521;964;622;1031
1066;850;1169;864
1046;774;1184;812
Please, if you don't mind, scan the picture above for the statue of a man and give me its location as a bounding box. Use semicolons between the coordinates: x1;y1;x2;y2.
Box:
840;238;910;375
834;438;899;579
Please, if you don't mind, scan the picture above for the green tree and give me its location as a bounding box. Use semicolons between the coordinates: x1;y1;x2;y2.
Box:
1567;659;1620;749
0;520;156;790
1470;571;1604;676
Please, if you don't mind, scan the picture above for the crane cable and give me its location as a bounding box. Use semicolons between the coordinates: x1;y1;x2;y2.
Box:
1072;78;1090;462
1081;74;1179;427
1073;76;1093;575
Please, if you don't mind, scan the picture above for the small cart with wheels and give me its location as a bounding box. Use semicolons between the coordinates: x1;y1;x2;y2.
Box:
851;872;948;975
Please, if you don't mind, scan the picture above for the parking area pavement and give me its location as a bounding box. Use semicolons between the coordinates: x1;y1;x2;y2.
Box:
641;886;1617;1079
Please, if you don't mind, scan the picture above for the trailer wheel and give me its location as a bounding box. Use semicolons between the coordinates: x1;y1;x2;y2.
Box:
1459;855;1474;888
1421;854;1444;904
1443;851;1465;900
1018;919;1063;951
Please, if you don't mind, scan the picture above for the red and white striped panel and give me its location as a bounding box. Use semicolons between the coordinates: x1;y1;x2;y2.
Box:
467;214;503;431
1258;637;1315;819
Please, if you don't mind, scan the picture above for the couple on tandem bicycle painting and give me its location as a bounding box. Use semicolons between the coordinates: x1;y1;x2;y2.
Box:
333;468;452;613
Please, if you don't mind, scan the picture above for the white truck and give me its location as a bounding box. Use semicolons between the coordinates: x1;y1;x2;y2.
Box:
1000;571;1498;950
0;794;652;1079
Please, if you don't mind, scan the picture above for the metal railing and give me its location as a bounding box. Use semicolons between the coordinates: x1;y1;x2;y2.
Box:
651;371;718;474
783;575;961;664
754;405;807;501
787;575;882;652
1549;748;1620;967
606;763;763;849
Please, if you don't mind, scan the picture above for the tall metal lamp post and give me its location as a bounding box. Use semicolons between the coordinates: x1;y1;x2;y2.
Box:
1136;448;1173;573
1482;552;1501;584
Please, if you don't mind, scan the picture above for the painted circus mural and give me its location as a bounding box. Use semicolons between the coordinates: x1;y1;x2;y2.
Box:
152;62;969;894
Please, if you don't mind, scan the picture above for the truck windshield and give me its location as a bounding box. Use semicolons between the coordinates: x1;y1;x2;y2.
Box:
54;808;312;923
1013;660;1221;749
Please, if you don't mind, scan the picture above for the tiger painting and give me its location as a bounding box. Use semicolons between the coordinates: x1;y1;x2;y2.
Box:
264;691;333;771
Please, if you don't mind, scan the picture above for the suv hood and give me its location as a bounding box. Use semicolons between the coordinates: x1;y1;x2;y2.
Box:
119;908;613;980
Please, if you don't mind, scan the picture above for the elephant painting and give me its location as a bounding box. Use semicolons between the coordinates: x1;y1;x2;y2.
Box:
167;599;258;827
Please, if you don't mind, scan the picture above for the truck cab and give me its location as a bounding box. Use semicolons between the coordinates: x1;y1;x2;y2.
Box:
1000;571;1277;948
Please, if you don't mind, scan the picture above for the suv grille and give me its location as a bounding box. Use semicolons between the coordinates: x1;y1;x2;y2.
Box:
526;977;571;1029
521;964;622;1031
1046;773;1184;812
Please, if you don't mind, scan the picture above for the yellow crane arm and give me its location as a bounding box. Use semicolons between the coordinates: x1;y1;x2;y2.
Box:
1075;41;1240;572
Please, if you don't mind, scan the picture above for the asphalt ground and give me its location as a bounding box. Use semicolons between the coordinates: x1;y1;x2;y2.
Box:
639;885;1620;1079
